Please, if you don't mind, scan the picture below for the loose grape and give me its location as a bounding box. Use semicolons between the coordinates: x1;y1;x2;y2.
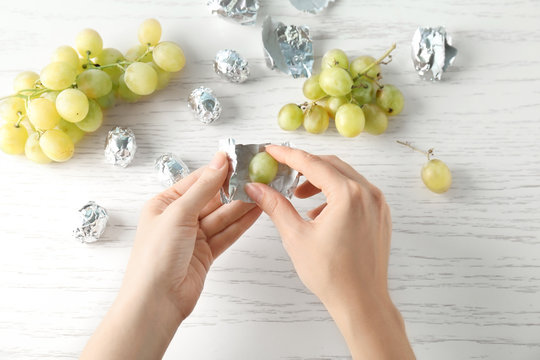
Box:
303;74;326;100
362;103;388;135
76;100;103;132
56;89;89;123
319;67;353;97
153;41;185;72
149;62;171;90
96;89;116;109
39;129;74;162
138;18;162;46
324;96;348;118
57;119;85;144
376;84;404;116
124;62;158;96
27;98;61;130
321;49;349;70
278;103;304;131
0;124;28;155
421;159;452;194
13;71;39;92
95;48;124;85
249;152;279;184
303;104;330;134
350;55;381;80
125;44;153;63
40;62;76;91
75;28;103;57
116;74;141;103
335;103;365;138
25;133;52;164
0;97;26;124
51;46;80;70
77;69;113;98
351;77;376;105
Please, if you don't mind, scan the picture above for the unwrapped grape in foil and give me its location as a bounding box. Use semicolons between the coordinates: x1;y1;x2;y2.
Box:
207;0;259;25
289;0;336;14
154;153;190;187
104;127;137;167
214;49;250;83
262;16;313;78
411;26;457;81
219;138;299;204
73;201;108;244
188;87;222;124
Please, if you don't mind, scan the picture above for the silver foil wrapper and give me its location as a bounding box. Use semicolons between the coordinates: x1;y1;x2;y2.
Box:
411;26;457;81
207;0;259;26
289;0;336;14
188;87;222;124
73;201;108;243
154;153;190;187
262;16;314;78
104;127;137;167
213;49;250;83
219;138;300;204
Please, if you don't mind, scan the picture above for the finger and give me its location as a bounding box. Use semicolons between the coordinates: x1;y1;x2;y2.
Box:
200;201;258;238
318;155;371;187
199;192;223;219
307;202;327;220
208;206;262;259
294;179;321;199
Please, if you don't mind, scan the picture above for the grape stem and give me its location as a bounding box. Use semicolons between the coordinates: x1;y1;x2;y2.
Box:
396;140;434;160
353;43;397;82
15;112;25;128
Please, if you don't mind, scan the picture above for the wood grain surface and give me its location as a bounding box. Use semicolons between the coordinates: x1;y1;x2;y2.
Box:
1;0;539;359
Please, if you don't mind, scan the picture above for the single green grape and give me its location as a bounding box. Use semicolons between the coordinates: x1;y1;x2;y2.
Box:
421;159;452;194
321;49;349;70
57;119;85;144
56;89;89;123
376;85;404;116
318;67;353;97
77;69;113;98
351;77;376;105
39;129;74;162
25;132;52;164
124;62;158;96
116;74;141;103
40;62;77;91
0;123;28;155
51;46;80;70
0;97;26;124
13;71;39;92
278;103;304;131
303;104;330;134
139;18;162;46
249;152;279;184
27;98;61;130
95;48;125;85
324;96;348;118
362;103;388;135
335;103;365;137
75;28;103;57
96;89;116;109
303;74;326;100
125;44;153;63
76;100;103;132
153;41;186;72
349;55;381;80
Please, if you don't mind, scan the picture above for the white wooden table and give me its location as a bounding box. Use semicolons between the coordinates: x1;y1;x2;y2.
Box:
1;1;539;359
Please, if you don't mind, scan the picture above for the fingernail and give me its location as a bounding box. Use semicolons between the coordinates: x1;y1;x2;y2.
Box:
245;183;263;203
209;152;226;170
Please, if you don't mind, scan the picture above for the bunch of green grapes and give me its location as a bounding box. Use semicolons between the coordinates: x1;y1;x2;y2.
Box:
0;19;185;163
277;45;404;138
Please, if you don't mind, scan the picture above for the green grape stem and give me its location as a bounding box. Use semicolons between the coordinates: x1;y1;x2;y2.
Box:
352;43;397;82
396;140;434;160
14;112;25;128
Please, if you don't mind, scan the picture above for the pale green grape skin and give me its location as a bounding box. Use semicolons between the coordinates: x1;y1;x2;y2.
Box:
125;44;153;63
39;129;75;162
124;62;158;95
303;105;330;134
421;159;452;194
13;71;39;92
318;67;353;97
25;133;52;164
376;85;404;116
153;41;186;72
249;152;279;184
116;74;141;102
0;124;28;154
149;62;171;90
56;89;89;123
41;91;60;103
75;28;103;57
351;77;376;105
362;103;388;135
349;55;381;80
57;119;85;144
321;49;349;70
77;69;113;98
0;97;26;124
335;103;365;138
27;98;61;130
75;100;103;132
278;103;304;131
95;48;125;85
96;89;116;109
40;62;77;91
303;74;326;100
324;96;348;118
51;46;80;70
139;18;162;46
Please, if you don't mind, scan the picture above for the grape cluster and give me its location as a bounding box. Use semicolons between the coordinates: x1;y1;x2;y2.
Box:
0;19;185;163
277;45;404;138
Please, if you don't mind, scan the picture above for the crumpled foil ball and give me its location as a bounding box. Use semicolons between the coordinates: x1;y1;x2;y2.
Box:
213;49;250;83
154;153;190;187
207;0;259;25
188;87;222;124
73;201;108;243
289;0;336;14
411;26;458;81
104;127;137;167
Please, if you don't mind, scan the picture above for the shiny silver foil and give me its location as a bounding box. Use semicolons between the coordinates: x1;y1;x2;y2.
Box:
154;153;190;187
207;0;259;26
188;87;222;124
262;16;314;78
73;201;108;243
411;26;457;81
213;49;250;83
219;138;300;204
104;127;137;167
289;0;336;14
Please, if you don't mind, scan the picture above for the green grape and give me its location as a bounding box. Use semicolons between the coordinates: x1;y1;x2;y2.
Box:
149;62;171;90
57;119;85;144
421;159;452;194
321;49;349;70
125;44;153;62
116;74;141;102
153;41;185;72
25;133;52;164
40;62;76;91
335;103;365;138
350;55;381;80
376;85;404;116
13;71;39;92
124;62;158;95
77;69;113;98
362;103;388;135
0;97;26;124
303;74;326;100
278;103;304;131
39;129;74;162
41;91;60;103
77;57;87;74
95;48;124;85
96;89;116;109
27;98;61;130
0;123;28;154
351;77;376;105
303;104;330;134
139;18;162;46
56;89;89;123
249;152;279;184
51;46;80;70
324;96;348;118
318;67;353;97
75;28;103;57
76;100;103;132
